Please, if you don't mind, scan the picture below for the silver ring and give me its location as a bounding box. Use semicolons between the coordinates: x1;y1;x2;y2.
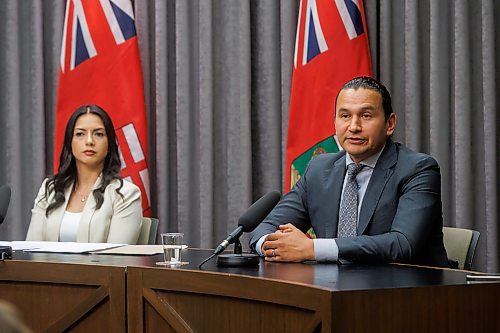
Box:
271;249;276;257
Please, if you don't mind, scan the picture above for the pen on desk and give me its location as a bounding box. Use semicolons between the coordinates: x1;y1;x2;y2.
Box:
466;274;500;281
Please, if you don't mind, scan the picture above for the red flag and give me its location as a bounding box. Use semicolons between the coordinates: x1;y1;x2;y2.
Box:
285;0;372;191
55;0;150;216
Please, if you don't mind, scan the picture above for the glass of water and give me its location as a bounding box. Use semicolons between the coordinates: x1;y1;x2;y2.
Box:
160;233;184;266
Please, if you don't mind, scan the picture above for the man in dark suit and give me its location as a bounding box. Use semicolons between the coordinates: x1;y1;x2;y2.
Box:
250;76;450;267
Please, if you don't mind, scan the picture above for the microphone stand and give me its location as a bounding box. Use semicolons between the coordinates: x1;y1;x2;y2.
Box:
215;237;259;267
198;237;260;269
233;238;242;255
0;246;12;261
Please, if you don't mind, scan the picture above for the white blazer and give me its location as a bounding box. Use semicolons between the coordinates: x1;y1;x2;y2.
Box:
26;177;143;244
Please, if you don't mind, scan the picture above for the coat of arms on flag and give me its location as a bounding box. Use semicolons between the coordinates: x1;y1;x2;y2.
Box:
55;0;151;215
285;0;372;191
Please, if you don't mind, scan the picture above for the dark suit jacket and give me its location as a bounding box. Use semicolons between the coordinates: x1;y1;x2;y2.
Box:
250;139;450;267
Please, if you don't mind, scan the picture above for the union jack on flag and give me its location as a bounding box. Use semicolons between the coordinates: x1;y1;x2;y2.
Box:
295;0;328;66
55;0;151;215
335;0;365;40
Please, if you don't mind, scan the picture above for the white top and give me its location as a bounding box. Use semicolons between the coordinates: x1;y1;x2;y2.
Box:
59;211;82;242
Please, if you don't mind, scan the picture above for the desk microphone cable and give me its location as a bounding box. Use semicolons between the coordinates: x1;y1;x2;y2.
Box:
198;253;216;269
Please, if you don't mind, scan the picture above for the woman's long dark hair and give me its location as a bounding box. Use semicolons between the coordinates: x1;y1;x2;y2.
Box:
44;104;123;216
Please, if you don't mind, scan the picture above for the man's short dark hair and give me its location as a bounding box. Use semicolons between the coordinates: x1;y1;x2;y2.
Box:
335;76;393;119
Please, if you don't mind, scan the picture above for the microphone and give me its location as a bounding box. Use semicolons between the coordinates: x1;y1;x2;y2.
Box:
0;184;12;261
198;190;281;268
0;184;11;224
213;190;281;256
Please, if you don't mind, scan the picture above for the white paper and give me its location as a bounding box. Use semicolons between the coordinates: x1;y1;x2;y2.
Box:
10;241;126;253
94;244;188;255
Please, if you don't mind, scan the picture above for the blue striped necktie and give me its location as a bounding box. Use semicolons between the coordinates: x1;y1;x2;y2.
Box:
338;163;364;238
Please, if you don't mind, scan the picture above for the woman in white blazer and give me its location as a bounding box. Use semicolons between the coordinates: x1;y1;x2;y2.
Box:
26;105;143;244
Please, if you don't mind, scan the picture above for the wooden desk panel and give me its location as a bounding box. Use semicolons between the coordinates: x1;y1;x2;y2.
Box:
127;266;332;332
0;260;126;333
330;282;500;332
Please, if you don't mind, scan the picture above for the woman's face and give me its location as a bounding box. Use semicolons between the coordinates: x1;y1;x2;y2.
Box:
71;113;109;170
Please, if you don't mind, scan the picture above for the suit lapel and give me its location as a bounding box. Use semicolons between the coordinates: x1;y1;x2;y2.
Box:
45;186;72;241
324;154;346;237
358;140;397;235
44;184;73;242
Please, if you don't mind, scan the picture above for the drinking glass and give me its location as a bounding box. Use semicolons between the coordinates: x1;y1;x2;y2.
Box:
160;233;184;266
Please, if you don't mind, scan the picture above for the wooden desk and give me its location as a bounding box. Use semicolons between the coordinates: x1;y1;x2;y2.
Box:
1;249;499;333
127;249;500;333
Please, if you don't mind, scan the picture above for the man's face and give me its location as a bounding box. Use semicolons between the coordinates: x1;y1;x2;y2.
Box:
334;87;396;163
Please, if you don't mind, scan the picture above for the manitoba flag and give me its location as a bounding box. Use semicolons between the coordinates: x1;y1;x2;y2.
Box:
55;0;150;215
285;0;372;191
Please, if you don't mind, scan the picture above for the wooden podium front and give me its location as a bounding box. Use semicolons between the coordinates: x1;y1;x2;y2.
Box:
127;266;332;332
0;258;126;332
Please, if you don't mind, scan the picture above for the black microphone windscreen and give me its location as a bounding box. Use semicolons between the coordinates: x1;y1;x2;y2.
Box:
0;185;11;224
238;190;281;232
